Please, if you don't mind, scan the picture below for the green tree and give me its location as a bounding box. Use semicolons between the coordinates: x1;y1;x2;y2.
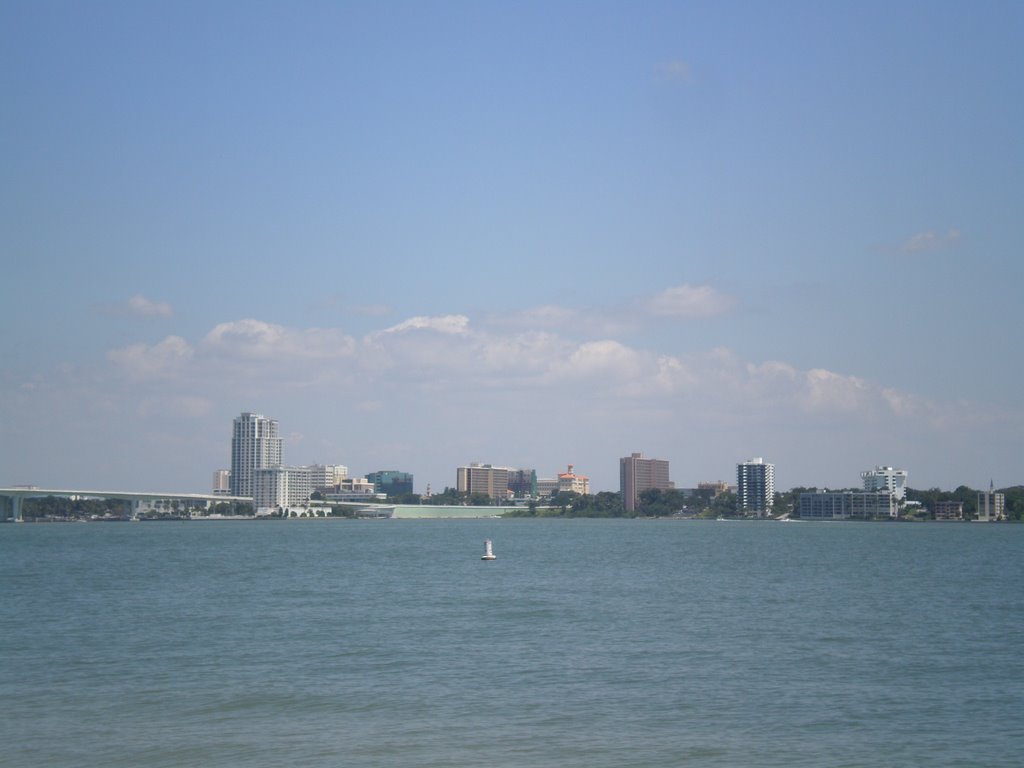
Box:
1000;486;1024;521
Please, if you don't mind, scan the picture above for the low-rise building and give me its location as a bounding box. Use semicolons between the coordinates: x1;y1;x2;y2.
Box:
310;464;348;491
366;470;414;497
557;465;590;495
536;477;559;498
697;480;733;497
507;469;537;498
798;490;899;520
933;501;964;521
212;469;231;495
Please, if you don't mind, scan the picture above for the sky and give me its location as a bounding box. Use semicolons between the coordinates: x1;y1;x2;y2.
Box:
2;1;1022;495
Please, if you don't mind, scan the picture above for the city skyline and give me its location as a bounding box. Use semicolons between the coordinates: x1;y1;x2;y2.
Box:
2;3;1022;494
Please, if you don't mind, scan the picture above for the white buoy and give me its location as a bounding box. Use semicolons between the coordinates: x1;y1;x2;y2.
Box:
481;539;496;560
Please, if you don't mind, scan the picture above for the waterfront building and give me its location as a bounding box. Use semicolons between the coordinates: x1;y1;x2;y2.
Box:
230;412;282;497
457;463;512;501
977;487;1006;522
737;457;775;516
324;488;387;503
934;501;964;521
339;477;376;494
212;469;231;495
506;469;537;498
366;470;414;497
253;467;288;510
309;464;348;491
557;464;590;495
698;480;734;497
253;465;315;511
620;453;673;514
798;490;899;520
536;477;559;498
861;466;908;500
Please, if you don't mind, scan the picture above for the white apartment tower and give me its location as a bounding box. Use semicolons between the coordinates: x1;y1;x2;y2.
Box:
737;457;775;516
861;466;908;501
230;412;282;497
977;485;1006;522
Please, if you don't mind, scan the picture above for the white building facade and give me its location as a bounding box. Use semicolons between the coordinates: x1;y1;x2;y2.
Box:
861;466;908;501
230;412;282;497
253;465;318;511
977;489;1006;522
798;490;899;520
309;464;348;491
737;457;775;516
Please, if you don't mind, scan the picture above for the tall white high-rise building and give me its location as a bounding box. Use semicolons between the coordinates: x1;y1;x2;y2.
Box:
737;457;775;516
230;412;282;497
861;466;908;501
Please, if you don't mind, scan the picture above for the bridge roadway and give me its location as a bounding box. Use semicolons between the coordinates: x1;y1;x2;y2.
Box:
0;487;253;522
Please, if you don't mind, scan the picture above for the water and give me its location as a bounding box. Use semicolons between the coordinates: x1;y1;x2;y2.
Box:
2;519;1022;767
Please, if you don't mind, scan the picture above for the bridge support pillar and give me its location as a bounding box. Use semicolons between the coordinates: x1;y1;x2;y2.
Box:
13;495;23;522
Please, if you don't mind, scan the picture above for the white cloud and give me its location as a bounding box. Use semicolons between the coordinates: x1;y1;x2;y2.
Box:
899;228;962;253
380;315;470;335
107;335;193;379
882;387;919;417
74;313;1022;492
556;340;643;379
646;283;735;318
127;294;174;317
201;319;356;360
801;368;869;412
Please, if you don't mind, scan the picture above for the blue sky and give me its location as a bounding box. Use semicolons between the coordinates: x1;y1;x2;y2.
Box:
2;1;1021;494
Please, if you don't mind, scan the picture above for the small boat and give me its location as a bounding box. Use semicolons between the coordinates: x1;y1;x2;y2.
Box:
481;539;496;560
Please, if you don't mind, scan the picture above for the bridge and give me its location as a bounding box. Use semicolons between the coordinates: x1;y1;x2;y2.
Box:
0;487;253;522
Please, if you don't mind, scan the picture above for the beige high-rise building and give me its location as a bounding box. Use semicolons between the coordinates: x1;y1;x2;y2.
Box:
457;463;511;501
620;453;673;513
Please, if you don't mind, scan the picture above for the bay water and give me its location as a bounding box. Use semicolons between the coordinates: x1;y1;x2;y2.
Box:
2;519;1021;767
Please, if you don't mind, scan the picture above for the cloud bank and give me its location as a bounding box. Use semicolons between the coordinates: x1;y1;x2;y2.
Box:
8;281;1017;493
